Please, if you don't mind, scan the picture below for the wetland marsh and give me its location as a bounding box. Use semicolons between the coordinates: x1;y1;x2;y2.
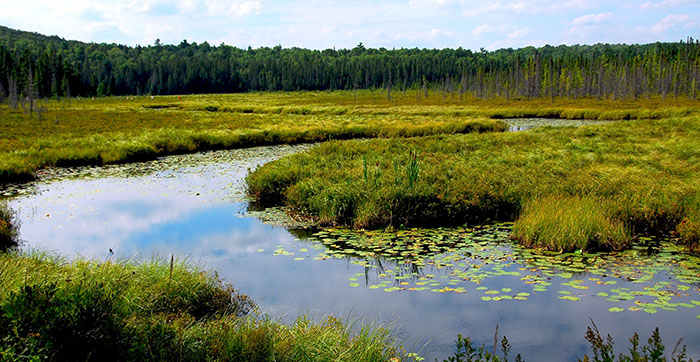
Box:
3;142;699;360
1;91;700;360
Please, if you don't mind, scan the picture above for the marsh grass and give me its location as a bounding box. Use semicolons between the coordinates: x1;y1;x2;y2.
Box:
511;196;631;252
3;90;699;183
247;116;700;251
0;252;402;361
0;91;515;183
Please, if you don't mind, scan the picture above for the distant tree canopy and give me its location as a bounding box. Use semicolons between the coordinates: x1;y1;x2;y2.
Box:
0;25;699;101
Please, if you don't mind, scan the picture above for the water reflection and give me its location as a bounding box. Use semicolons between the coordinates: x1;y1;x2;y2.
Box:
2;144;699;361
505;118;613;132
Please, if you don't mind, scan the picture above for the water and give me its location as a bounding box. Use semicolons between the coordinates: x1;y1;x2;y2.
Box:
505;118;613;132
3;144;699;361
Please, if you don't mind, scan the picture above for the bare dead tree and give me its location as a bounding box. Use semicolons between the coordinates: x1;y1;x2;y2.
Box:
36;100;48;122
386;78;392;101
441;78;447;100
8;77;18;110
459;73;467;101
23;72;38;114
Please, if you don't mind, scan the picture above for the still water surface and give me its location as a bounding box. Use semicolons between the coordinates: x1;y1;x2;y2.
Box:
3;143;699;361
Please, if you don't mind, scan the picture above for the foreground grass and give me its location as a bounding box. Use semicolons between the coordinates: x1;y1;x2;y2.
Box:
443;324;694;362
0;252;402;361
247;116;700;252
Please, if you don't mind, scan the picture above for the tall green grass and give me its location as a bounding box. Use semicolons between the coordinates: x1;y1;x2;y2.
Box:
511;196;631;252
0;253;403;361
247;116;700;252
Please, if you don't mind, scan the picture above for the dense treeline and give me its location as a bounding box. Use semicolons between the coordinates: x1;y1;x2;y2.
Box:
0;25;699;101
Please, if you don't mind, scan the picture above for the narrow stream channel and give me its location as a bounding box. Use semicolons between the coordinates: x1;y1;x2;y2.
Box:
2;142;699;361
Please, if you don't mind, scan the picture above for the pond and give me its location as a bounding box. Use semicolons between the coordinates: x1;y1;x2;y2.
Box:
2;144;699;361
504;118;613;132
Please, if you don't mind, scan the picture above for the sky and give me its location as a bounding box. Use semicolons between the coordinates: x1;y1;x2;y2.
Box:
0;0;699;51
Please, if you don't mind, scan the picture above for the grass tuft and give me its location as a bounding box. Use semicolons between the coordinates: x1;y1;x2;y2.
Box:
511;196;631;252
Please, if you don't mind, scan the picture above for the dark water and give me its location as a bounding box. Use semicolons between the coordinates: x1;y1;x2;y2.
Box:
3;144;699;361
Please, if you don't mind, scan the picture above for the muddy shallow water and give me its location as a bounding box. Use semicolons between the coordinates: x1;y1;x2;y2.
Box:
2;143;699;361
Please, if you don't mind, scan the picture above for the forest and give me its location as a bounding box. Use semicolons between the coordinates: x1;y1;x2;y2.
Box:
1;25;699;101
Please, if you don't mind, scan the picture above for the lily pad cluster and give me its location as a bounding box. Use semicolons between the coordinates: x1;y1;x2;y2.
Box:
267;223;700;315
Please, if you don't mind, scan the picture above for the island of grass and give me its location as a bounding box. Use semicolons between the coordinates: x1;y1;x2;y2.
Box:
245;94;700;253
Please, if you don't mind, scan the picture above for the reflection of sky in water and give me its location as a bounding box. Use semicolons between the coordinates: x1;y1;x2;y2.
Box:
4;145;699;361
505;118;613;132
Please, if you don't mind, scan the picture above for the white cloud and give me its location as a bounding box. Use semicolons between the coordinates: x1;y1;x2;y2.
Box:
472;24;530;40
409;0;457;8
229;1;261;16
1;0;699;50
549;0;588;11
508;28;530;38
472;24;497;36
640;0;693;9
463;1;527;16
572;12;612;25
650;14;690;33
464;0;588;16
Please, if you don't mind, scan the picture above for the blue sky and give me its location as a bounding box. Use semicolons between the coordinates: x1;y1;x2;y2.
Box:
1;0;698;50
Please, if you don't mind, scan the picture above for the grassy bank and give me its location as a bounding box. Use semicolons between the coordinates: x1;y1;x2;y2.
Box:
247;116;700;252
0;252;402;361
3;90;699;183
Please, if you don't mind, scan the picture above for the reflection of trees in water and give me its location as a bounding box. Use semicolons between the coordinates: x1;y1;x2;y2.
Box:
284;224;700;293
0;203;21;251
